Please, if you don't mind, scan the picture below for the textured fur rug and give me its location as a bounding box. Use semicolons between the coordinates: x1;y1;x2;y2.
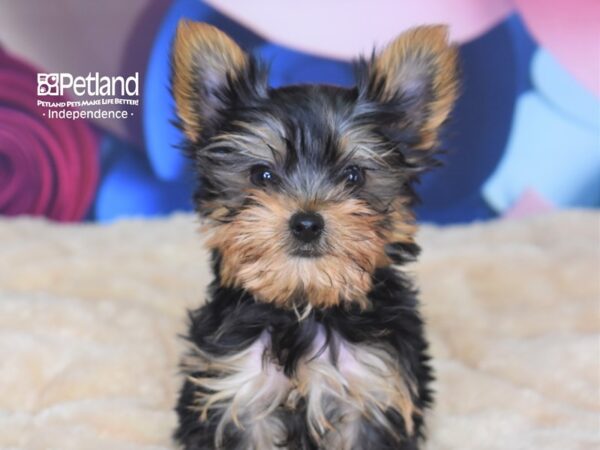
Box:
0;212;598;449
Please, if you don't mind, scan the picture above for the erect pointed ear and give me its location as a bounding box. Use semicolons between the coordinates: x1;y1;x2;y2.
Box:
358;25;458;150
171;20;266;141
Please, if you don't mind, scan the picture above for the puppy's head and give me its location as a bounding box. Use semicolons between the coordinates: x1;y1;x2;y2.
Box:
172;21;458;309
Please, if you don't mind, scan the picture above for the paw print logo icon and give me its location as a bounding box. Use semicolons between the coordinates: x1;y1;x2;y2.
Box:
37;73;59;96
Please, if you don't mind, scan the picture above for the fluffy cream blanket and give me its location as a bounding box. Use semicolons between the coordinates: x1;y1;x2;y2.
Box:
0;212;598;450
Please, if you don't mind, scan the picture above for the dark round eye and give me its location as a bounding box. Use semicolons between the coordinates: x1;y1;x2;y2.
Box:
343;165;365;186
250;165;276;186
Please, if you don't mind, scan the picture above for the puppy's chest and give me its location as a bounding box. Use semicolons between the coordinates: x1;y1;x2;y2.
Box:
190;325;415;446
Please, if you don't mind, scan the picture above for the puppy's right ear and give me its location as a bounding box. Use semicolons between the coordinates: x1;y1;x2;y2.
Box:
171;20;266;141
357;26;458;152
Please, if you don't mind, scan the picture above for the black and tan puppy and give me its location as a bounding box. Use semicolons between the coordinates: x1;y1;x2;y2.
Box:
171;20;458;450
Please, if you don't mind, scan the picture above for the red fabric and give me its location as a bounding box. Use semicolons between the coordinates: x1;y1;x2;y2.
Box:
0;48;99;221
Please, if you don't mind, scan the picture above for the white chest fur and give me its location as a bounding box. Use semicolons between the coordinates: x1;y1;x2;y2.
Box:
187;327;416;449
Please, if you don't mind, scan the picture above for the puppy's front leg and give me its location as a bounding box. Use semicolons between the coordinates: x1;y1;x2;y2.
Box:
297;332;420;450
175;332;292;450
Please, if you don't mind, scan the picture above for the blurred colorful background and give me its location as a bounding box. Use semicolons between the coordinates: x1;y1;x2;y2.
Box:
0;0;598;224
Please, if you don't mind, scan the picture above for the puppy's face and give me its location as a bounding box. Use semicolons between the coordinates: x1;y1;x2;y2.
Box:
172;21;458;309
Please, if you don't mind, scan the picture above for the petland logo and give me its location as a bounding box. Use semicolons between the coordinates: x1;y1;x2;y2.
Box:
37;72;139;97
37;72;140;120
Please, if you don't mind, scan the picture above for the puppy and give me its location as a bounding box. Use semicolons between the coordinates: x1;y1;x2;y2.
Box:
171;20;458;450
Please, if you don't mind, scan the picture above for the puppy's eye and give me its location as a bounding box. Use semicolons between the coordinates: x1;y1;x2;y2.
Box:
250;165;277;186
343;165;365;187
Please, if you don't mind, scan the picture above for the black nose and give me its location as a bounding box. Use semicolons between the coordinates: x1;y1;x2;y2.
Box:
289;212;324;243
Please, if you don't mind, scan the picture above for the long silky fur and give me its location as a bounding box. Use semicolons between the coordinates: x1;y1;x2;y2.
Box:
176;263;433;450
171;21;457;450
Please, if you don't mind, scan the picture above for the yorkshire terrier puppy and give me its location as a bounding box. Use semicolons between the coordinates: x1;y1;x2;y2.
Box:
171;20;458;450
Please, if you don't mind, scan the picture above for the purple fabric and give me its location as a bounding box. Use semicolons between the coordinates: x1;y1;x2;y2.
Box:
0;48;98;221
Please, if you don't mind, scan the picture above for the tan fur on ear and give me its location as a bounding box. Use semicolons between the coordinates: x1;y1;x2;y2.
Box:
172;20;247;141
374;25;458;149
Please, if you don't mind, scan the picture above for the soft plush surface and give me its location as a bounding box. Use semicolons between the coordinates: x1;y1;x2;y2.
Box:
0;211;598;449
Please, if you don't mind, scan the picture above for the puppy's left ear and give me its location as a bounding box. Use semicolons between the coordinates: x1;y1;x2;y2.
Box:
171;20;267;142
358;25;458;151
